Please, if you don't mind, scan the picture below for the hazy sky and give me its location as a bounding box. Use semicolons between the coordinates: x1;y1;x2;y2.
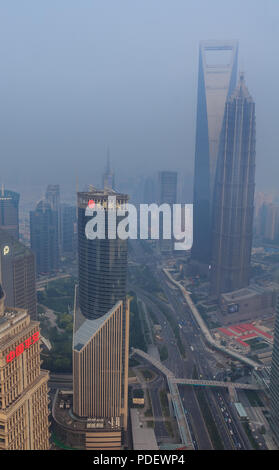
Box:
1;0;279;197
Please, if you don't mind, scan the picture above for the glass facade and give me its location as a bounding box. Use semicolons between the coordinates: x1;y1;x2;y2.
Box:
78;190;128;320
0;189;20;240
210;76;256;296
30;200;59;274
192;41;238;264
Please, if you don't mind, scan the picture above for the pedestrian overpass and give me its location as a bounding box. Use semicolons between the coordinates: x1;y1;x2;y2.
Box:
171;377;260;390
131;348;262;449
131;348;261;391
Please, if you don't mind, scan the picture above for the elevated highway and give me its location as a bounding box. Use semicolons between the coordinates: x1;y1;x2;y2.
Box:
162;269;261;370
131;348;262;449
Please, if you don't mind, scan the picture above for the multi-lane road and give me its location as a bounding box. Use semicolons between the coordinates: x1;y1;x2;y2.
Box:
129;240;258;450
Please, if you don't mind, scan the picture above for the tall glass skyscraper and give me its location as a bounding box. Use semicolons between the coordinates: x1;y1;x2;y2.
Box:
72;188;130;450
30;200;59;274
210;75;256;296
158;171;178;253
60;203;76;254
45;184;61;256
77;190;128;320
192;41;238;265
0;187;20;240
0;228;37;320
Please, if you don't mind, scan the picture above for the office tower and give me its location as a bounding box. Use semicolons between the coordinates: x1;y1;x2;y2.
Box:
0;229;37;320
254;192;274;237
270;295;279;443
30;200;59;274
257;203;279;242
103;153;115;190
45;184;60;212
158;171;177;205
158;171;177;254
192;41;238;265
45;184;61;254
254;192;273;220
0;284;50;449
211;74;256;296
0;187;20;239
60;204;76;254
55;188;129;449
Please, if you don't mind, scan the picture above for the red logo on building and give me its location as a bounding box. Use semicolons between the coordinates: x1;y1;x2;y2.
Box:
88;200;95;209
6;331;40;363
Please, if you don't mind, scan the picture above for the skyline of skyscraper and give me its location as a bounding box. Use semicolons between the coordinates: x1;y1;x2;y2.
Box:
210;74;256;296
192;40;238;266
0;20;277;451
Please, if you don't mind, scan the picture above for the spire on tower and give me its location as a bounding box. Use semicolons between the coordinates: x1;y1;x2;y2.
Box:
106;147;111;173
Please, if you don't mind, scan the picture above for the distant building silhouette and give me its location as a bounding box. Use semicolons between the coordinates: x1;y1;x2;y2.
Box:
143;176;156;204
210;75;256;296
0;229;37;320
256;203;279;242
45;184;60;211
158;171;177;253
45;184;61;255
60;204;77;254
0;187;20;239
192;41;238;266
30;200;59;274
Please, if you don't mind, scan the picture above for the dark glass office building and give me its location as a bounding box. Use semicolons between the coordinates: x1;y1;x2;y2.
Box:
45;184;61;255
61;203;76;254
192;41;238;265
158;171;177;205
77;189;128;320
210;75;256;296
158;171;178;253
0;188;20;239
0;228;37;320
70;188;130;449
30;200;59;274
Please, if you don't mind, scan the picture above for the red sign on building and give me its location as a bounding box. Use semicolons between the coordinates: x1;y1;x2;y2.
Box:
6;331;40;363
